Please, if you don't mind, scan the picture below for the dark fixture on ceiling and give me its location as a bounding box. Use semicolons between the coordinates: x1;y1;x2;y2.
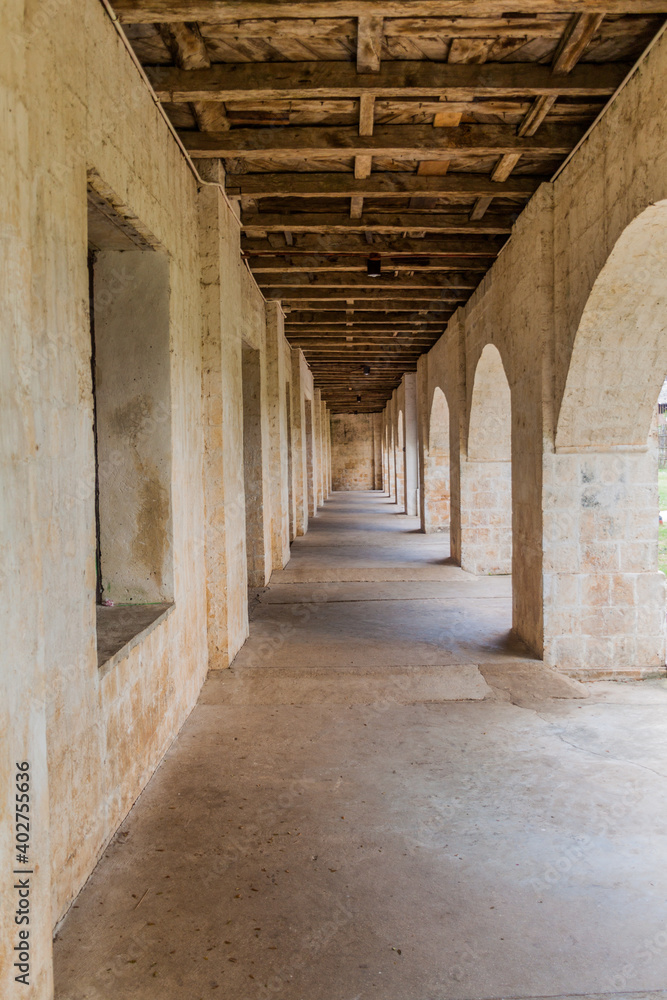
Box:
367;253;381;278
357;394;362;402
363;365;371;376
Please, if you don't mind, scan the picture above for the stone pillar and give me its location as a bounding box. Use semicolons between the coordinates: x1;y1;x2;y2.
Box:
290;349;307;535
542;446;666;679
314;388;324;508
382;411;388;494
320;398;329;500
403;373;419;516
395;403;406;512
265;302;291;570
388;404;396;502
372;413;383;490
199;184;248;666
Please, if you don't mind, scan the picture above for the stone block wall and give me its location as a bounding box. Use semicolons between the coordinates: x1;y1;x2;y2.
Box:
331;414;377;490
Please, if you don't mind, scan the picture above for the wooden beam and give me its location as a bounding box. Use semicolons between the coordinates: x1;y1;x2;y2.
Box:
147;61;626;102
349;196;365;220
242;213;513;235
553;13;606;73
243;234;506;254
491;152;523;182
286;300;455;311
182;123;582;159
517;94;558;137
469;196;495;221
115;3;667;24
516;15;603;138
249;258;492;272
357;15;384;73
227;172;541;201
258;272;479;288
159;23;229;132
274;291;470;302
359;95;376;136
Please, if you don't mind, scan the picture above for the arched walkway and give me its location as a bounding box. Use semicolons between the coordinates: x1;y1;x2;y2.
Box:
544;202;667;675
460;344;512;576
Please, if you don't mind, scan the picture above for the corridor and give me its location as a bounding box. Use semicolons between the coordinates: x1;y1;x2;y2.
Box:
54;494;667;1000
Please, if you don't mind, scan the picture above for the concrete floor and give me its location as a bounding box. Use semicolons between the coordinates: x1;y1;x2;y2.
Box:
54;492;667;1000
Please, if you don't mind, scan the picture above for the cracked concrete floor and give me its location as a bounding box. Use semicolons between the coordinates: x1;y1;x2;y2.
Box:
54;492;667;1000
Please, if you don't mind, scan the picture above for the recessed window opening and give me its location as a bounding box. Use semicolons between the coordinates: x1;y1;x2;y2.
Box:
87;183;174;668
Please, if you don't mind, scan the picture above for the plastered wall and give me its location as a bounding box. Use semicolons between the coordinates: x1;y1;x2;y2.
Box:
1;4;331;995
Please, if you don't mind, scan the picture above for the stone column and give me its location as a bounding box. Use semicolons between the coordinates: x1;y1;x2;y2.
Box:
542;445;666;678
314;388;324;508
290;349;307;536
199;183;248;666
265;302;291;570
403;373;419;516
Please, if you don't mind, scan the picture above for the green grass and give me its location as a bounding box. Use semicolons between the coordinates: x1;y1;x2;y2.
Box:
659;469;667;577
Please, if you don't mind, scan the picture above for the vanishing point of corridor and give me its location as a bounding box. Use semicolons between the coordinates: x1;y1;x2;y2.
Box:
54;494;667;1000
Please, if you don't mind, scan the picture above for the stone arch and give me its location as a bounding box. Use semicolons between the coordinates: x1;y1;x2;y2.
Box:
468;344;511;462
555;202;667;453
556;201;667;452
422;386;450;532
460;344;512;574
544;202;667;676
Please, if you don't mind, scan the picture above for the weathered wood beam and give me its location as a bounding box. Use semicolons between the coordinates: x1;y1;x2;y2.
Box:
243;212;512;235
357;15;384;73
182;122;581;159
553;13;606;73
147;61;626;102
146;16;651;38
115;2;667;23
469;196;494;221
258;272;479;288
517;94;558;137
226;171;541;200
159;22;229;132
243;234;505;254
491;152;523;182
249;259;491;272
286;300;455;311
274;290;470;301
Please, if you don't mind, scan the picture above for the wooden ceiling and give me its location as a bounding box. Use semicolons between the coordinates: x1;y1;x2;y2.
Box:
114;1;665;412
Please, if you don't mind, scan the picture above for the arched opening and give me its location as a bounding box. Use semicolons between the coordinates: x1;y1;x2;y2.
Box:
460;344;512;575
395;410;405;511
421;387;450;533
544;202;667;676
